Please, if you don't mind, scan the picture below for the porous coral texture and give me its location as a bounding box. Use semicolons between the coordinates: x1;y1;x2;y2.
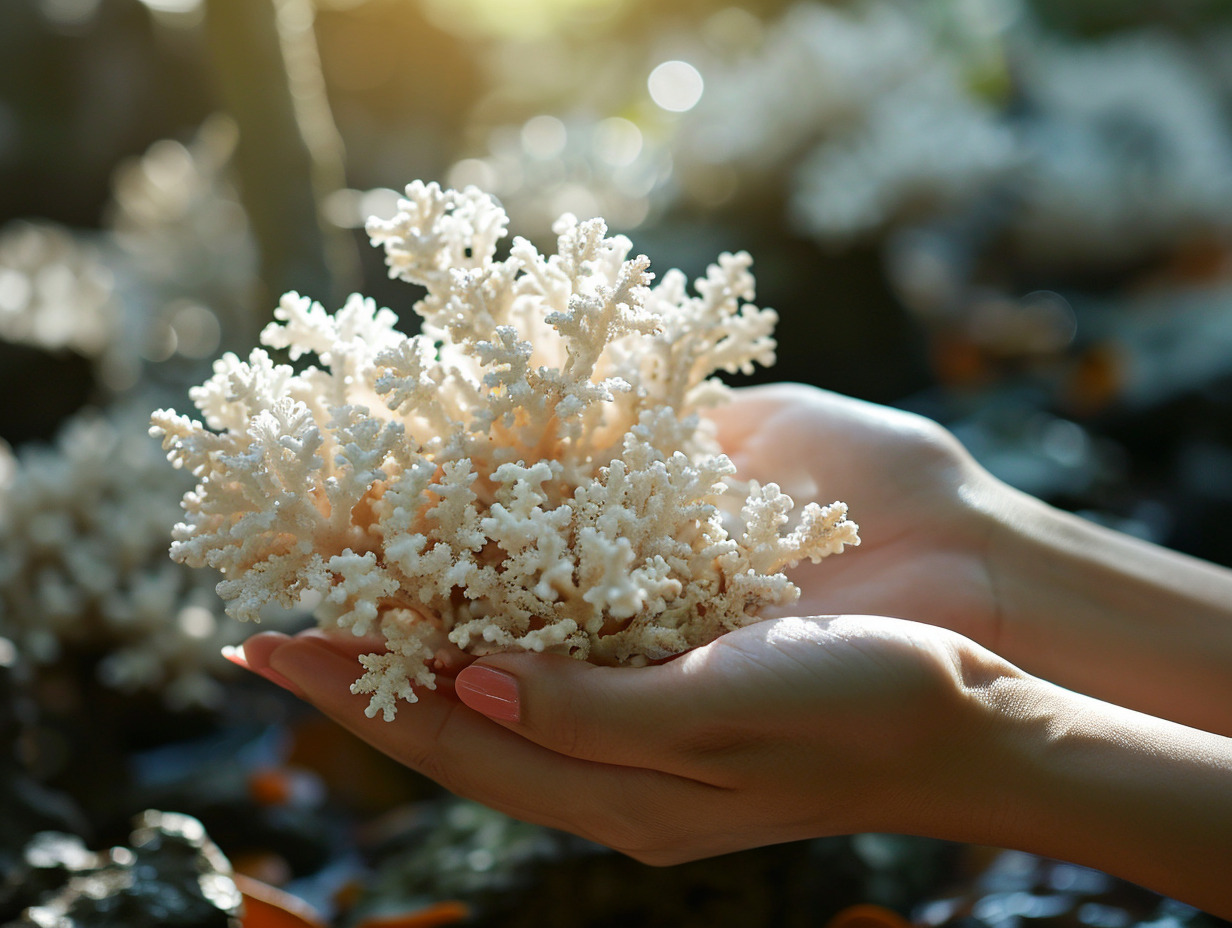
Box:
152;181;859;720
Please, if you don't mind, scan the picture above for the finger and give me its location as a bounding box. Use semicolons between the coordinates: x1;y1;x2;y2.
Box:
287;626;392;658
237;630;289;667
702;383;799;455
703;383;846;487
265;636;723;855
453;648;749;777
264;628;475;685
234;631;305;697
241;627;392;671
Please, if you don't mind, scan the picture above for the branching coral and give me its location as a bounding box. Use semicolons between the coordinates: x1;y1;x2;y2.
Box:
152;181;859;720
0;404;241;709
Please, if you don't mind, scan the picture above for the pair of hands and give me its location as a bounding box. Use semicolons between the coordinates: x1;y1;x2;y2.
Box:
241;383;1018;863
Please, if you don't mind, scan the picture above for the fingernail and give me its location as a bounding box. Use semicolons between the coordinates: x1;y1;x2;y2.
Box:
236;632;291;673
455;665;521;722
234;636;307;698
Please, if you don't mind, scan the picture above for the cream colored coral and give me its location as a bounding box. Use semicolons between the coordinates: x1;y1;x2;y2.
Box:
0;404;241;709
152;181;858;720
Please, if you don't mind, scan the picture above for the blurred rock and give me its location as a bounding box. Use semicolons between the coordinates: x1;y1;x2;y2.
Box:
1;811;242;928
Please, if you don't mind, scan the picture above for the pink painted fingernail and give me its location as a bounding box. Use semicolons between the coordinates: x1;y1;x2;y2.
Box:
455;665;521;722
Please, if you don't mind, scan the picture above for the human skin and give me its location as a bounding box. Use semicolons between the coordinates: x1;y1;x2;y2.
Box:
235;383;1232;915
706;383;1232;737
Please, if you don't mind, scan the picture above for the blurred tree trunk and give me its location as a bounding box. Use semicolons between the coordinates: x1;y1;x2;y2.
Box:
203;0;356;335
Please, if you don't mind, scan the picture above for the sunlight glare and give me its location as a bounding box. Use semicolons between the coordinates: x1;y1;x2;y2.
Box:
421;0;627;39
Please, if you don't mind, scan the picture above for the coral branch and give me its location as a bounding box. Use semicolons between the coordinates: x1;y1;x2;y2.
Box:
153;182;858;718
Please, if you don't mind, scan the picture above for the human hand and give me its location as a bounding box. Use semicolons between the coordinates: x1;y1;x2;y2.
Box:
708;383;1009;650
239;617;1232;917
238;614;1006;864
716;385;1232;735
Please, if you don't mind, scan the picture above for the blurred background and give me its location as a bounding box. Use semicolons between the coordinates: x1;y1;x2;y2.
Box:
2;0;1232;924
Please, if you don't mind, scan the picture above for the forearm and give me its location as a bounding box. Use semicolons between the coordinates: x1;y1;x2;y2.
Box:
982;486;1232;736
939;670;1232;917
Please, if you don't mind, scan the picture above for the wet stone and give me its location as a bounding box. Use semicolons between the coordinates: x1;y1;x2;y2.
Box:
2;811;242;928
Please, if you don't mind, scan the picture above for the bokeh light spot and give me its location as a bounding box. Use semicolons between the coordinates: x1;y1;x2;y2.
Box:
361;187;403;223
132;0;203;28
177;606;217;640
648;61;704;113
593;117;643;167
549;183;601;221
448;158;500;193
522;115;568;159
323;187;403;228
170;301;221;360
421;0;627;40
134;0;200;10
39;0;101;27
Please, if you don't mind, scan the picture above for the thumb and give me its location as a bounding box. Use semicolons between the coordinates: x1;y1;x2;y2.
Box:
454;652;705;774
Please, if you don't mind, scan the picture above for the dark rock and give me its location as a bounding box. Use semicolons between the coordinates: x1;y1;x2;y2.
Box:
2;811;242;928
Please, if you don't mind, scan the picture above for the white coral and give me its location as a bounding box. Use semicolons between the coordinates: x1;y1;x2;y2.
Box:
153;181;858;720
0;221;119;358
679;0;1019;240
107;115;257;357
1010;29;1232;264
0;117;256;396
0;403;243;709
789;66;1017;241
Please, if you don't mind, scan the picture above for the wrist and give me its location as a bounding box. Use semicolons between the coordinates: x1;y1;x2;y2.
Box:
876;631;1034;846
978;482;1232;734
952;668;1232;916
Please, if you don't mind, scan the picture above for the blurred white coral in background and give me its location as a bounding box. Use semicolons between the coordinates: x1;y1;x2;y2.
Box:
0;403;241;709
1010;29;1232;265
152;181;858;721
682;1;944;172
107;115;256;366
447;0;1232;265
0;116;256;397
679;0;1020;240
0;116;272;710
790;67;1018;242
446;0;1021;243
0;220;120;360
446;114;671;237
